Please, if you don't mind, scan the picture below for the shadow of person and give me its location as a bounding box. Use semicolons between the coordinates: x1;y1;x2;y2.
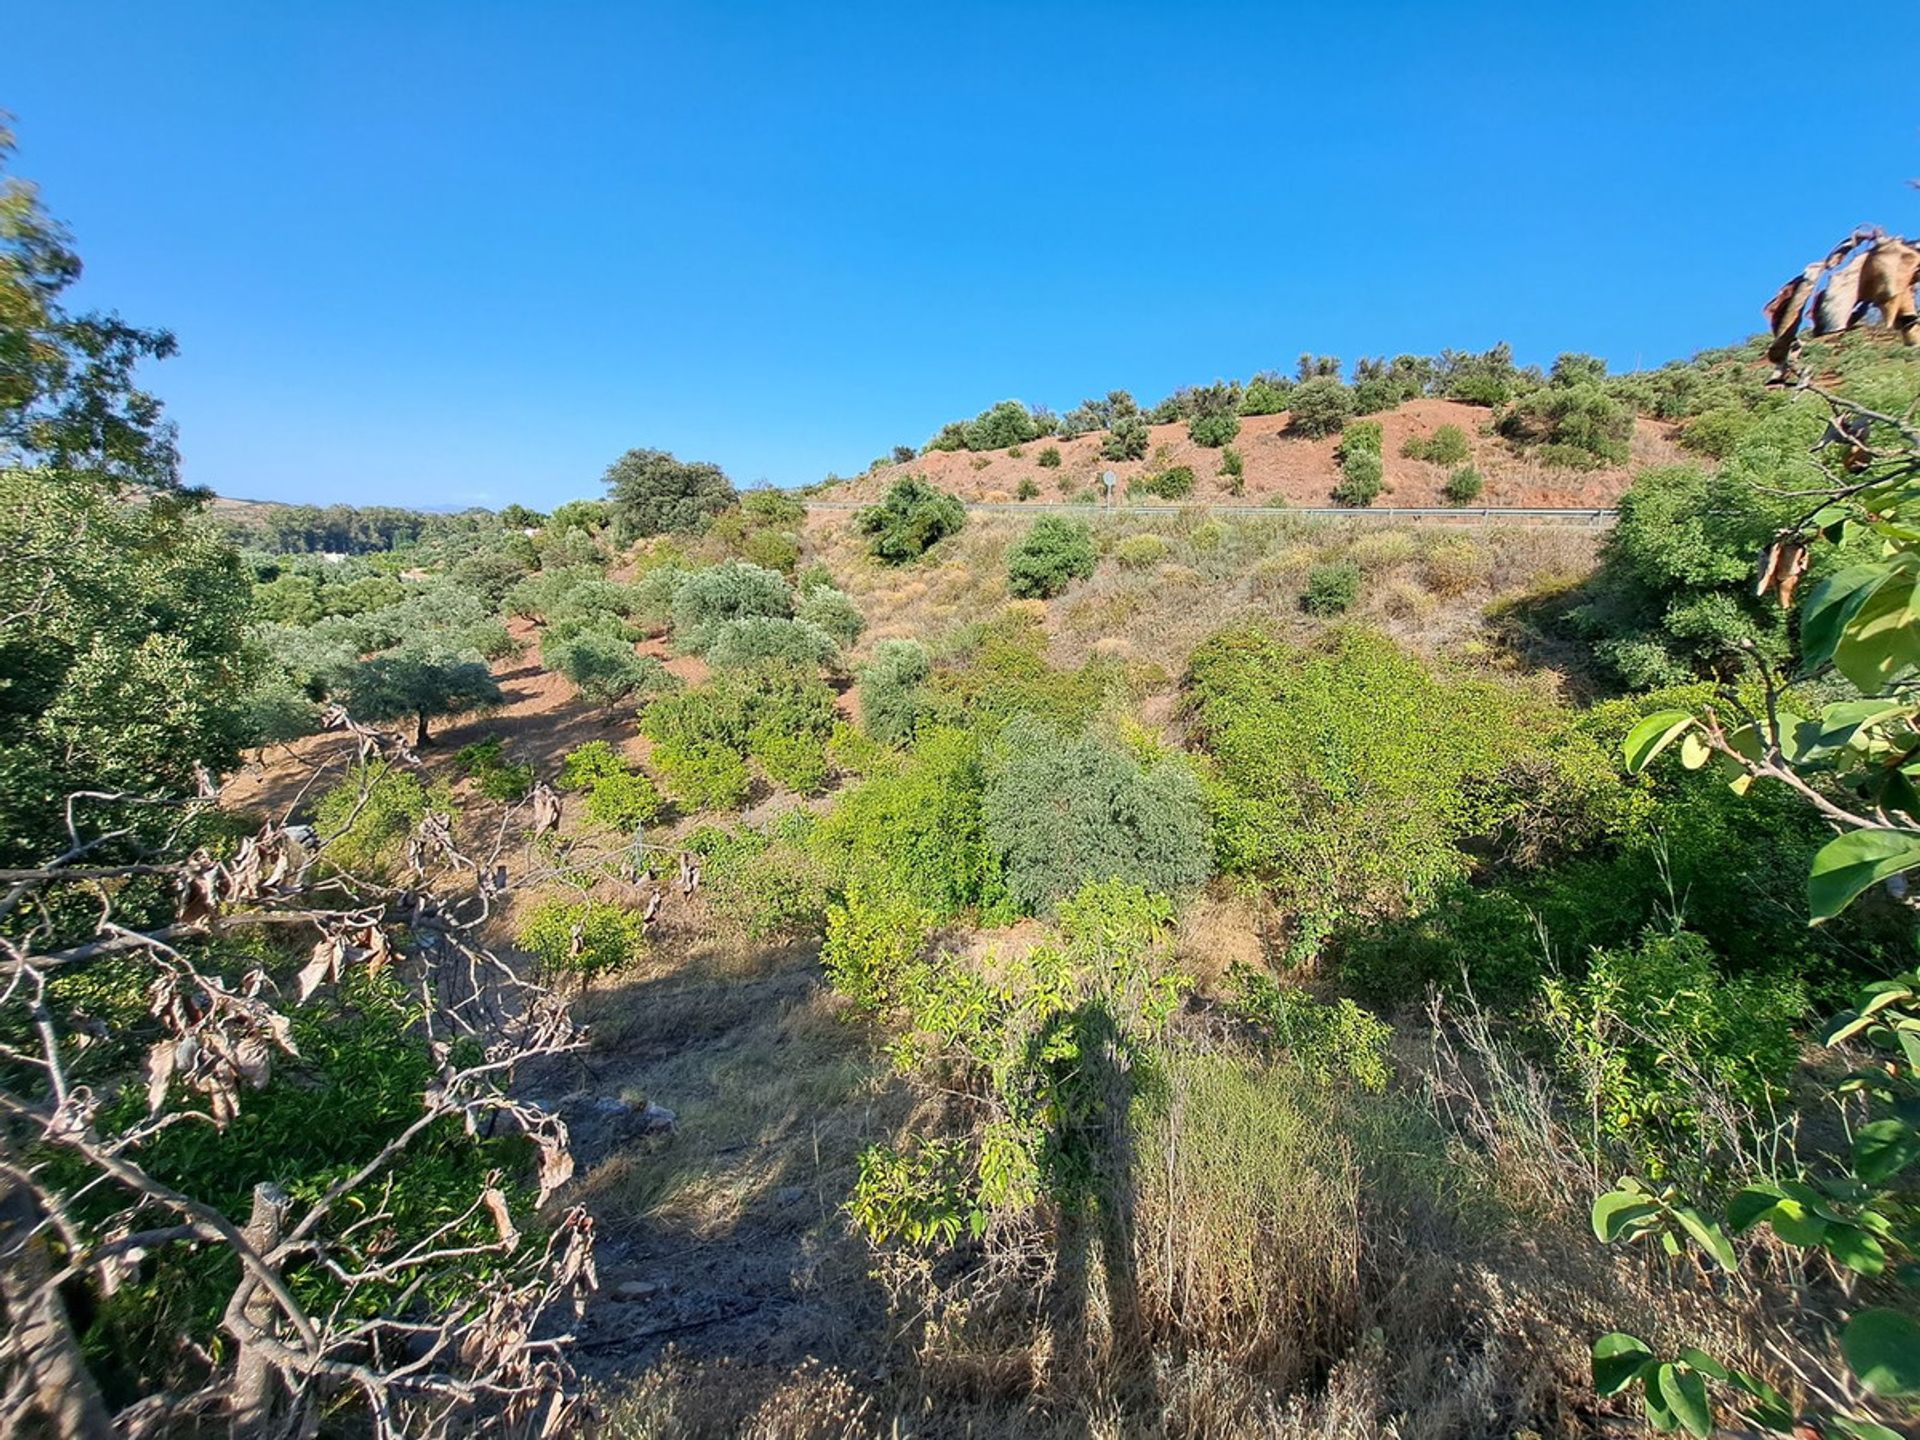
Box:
1032;997;1154;1421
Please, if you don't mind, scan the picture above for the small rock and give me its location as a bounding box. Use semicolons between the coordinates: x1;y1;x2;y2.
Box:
612;1280;660;1302
637;1102;676;1134
774;1186;808;1206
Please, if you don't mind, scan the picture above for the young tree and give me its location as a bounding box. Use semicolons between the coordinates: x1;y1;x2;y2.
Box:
603;447;737;541
333;644;503;745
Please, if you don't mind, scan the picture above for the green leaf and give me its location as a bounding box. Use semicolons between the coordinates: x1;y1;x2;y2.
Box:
1679;730;1711;769
1826;1225;1888;1276
1809;829;1920;924
1679;1348;1731;1382
1835;571;1920;692
1843;1308;1920;1396
1671;1205;1738;1272
1852;1117;1920;1183
1727;1184;1787;1233
1592;1189;1663;1244
1624;711;1696;774
1592;1332;1656;1396
1765;1197;1828;1249
1830;1418;1907;1440
1656;1361;1713;1439
1801;563;1894;674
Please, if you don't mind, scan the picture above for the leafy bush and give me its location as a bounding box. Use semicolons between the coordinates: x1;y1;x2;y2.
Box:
1332;451;1383;507
1302;560;1361;613
1337;420;1383;458
796;585;864;646
1442;465;1484;504
1497;382;1633;466
859;638;933;746
668;561;792;651
1015;477;1040;500
640;663;837;807
961;399;1049;452
1006;516;1096;599
1239;374;1293;415
555;739;665;830
1101;401;1151;461
1115;534;1172;568
1402;424;1470;464
603;447;738;541
1226;964;1392;1091
1036;446;1062;468
704;616;839;670
1188;410;1241;448
1286;377;1355;437
1133;464;1194;500
453;734;534;801
1541;926;1804;1172
688;822;831;939
856;476;967;563
1219;445;1244;493
517;898;646;983
982;716;1212;915
313;761;446;877
1434;342;1526;407
1676;406;1754;459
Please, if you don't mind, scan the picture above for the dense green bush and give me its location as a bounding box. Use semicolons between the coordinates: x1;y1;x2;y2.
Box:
544;627;671;712
1006;516;1096;598
1332;453;1383;507
1286;377;1355;437
1302;561;1361;614
1115;533;1172;568
856;476;967;563
961;399;1051;452
556;739;665;830
1101;395;1151;461
1186;388;1243;448
1186;628;1561;956
796;585;864;646
1239;373;1293;415
640;663;837;806
1401;424;1470;464
1433;342;1527;406
982;717;1212;914
687;819;831;939
1133;464;1194;500
1497;382;1633;466
858;638;933;746
1036;445;1062;468
1442;465;1484;504
313;761;448;877
453;734;534;801
668;561;792;651
604;447;738;540
1351;354;1433;415
1218;445;1245;493
517;898;647;983
704;616;839;670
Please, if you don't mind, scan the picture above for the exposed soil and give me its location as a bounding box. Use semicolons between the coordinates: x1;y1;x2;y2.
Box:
830;400;1683;510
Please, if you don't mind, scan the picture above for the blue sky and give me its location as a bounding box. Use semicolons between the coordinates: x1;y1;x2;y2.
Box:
4;3;1916;509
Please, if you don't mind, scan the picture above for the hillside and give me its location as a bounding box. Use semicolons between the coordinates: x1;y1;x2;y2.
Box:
835;396;1684;509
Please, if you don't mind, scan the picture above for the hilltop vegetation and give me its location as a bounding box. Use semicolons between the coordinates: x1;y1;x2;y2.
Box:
5;122;1919;1440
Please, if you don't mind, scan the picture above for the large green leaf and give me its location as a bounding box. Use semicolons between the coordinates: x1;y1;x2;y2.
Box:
1592;1189;1662;1243
1656;1362;1713;1439
1801;563;1895;673
1592;1332;1655;1396
1842;1308;1920;1397
1826;1224;1888;1276
1623;711;1696;774
1808;829;1920;924
1834;571;1920;692
1671;1205;1738;1272
1852;1117;1920;1183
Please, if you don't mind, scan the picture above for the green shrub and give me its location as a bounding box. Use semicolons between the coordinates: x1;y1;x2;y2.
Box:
1302;560;1361;613
1434;343;1525;407
517;898;646;983
704;616;839;670
1337;420;1383;458
1036;446;1062;468
1015;477;1040;500
859;638;933;746
1332;451;1383;507
1219;445;1244;494
1497;382;1633;466
820;877;933;1012
544;628;672;712
796;585;864;646
1189;410;1241;448
1442;465;1484;504
313;762;446;877
668;561;792;652
856;476;967;563
453;734;534;801
1225;964;1392;1091
1678;406;1753;459
1286;377;1355;437
1239;374;1292;415
961;400;1048;452
556;740;665;830
1401;424;1470;464
689;823;830;939
1133;464;1194;501
1541;926;1804;1174
641;664;837;807
604;447;737;541
982;716;1212;915
1006;516;1096;598
1101;410;1150;461
1115;533;1172;568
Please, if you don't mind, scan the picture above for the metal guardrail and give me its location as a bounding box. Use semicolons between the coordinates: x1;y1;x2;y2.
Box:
804;500;1617;525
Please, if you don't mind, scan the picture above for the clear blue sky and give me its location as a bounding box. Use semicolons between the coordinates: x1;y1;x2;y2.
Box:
5;3;1916;509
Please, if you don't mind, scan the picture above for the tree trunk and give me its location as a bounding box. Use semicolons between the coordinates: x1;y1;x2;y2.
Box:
0;1175;116;1440
228;1183;289;1439
415;708;431;747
